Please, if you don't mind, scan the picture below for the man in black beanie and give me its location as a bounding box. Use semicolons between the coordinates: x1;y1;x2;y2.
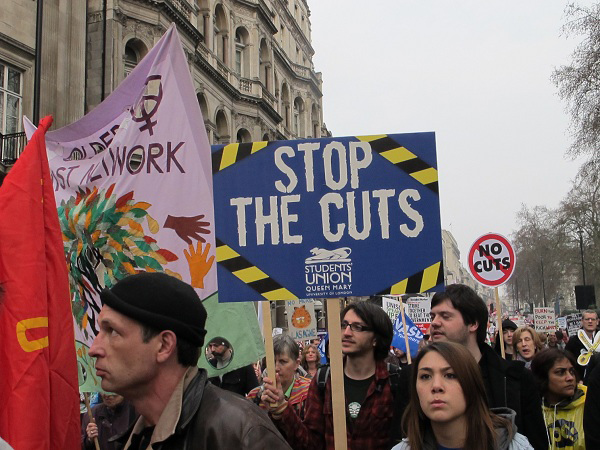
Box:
493;318;518;361
89;272;290;450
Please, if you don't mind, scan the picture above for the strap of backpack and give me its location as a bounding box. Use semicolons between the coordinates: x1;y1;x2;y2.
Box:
316;364;331;399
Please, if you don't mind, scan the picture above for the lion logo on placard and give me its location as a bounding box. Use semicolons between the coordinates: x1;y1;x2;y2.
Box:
291;305;311;329
305;247;351;264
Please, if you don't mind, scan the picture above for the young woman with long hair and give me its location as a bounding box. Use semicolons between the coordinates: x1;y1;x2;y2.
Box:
393;342;532;450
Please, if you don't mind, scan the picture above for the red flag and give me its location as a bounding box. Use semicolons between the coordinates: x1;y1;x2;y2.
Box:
0;116;80;449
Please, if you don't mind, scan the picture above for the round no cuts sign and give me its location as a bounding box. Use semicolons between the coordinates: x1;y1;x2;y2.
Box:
468;233;515;287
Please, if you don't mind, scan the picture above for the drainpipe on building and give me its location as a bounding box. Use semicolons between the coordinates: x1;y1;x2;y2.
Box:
101;0;107;101
33;0;44;125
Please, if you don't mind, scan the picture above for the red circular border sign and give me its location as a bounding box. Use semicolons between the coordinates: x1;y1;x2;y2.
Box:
468;233;515;287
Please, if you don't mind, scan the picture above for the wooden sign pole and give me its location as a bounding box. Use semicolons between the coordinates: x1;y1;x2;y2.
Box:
84;392;101;450
400;301;412;365
495;288;506;359
261;301;276;382
327;298;348;450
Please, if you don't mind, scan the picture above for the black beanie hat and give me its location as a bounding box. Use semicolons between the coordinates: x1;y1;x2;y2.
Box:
100;272;207;347
501;319;518;331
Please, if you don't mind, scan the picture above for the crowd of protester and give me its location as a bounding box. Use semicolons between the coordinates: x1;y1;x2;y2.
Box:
75;274;600;449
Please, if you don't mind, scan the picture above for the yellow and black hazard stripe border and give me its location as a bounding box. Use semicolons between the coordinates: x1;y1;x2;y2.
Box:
356;135;438;194
377;260;444;296
212;141;271;174
215;238;298;301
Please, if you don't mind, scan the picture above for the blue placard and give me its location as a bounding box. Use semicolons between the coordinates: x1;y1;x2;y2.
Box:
212;133;444;302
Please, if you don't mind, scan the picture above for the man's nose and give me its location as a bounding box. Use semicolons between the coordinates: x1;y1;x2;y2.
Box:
88;334;102;357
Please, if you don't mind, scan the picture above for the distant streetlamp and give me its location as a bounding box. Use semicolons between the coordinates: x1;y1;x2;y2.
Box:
540;257;547;307
578;229;587;286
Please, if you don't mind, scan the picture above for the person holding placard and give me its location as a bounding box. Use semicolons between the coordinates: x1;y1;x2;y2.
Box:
247;335;311;420
260;301;401;449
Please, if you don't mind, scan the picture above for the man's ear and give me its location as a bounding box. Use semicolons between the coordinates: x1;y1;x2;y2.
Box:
468;322;479;334
156;330;178;363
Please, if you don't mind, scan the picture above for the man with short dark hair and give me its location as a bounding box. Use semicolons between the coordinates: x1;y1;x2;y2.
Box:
262;301;400;449
566;309;599;380
88;272;290;450
427;284;546;450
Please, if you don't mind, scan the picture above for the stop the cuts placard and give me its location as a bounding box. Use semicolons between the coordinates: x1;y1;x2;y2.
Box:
468;233;516;287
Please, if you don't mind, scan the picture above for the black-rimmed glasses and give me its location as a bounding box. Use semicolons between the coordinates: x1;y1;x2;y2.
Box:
341;320;372;332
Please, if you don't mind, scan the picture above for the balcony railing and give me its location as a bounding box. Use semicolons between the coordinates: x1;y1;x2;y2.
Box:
1;132;27;165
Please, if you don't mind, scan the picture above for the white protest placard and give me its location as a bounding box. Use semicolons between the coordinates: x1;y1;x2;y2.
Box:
534;307;556;333
509;315;526;328
286;299;317;341
382;296;403;323
406;296;431;333
567;313;582;337
557;316;567;331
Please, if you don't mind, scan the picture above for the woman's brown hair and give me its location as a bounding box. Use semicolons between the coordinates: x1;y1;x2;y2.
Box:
401;342;511;450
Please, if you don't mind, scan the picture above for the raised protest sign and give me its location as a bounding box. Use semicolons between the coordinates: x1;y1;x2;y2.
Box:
392;310;423;358
534;307;556;333
26;26;264;389
557;316;567;331
468;233;516;287
286;299;317;341
567;313;583;337
382;296;403;323
510;315;526;328
213;133;443;302
406;296;431;333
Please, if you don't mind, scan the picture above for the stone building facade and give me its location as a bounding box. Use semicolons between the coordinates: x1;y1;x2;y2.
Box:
0;0;326;176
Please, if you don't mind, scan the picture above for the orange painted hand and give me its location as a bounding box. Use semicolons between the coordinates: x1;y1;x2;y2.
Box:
184;241;215;289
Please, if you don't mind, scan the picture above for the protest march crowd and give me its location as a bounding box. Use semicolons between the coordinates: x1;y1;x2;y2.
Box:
66;277;598;450
0;25;596;450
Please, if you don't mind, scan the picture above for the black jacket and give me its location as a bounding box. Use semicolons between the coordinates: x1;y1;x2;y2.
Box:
584;360;600;448
81;400;137;450
114;369;290;450
208;360;259;397
565;333;595;381
478;343;546;450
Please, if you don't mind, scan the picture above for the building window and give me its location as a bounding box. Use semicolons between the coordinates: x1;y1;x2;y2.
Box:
0;62;22;135
124;45;138;77
124;39;148;78
234;28;249;77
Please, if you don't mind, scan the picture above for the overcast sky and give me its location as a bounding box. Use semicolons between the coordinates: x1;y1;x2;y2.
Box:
309;1;590;266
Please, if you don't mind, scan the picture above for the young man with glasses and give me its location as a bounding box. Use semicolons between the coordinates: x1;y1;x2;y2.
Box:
261;301;400;450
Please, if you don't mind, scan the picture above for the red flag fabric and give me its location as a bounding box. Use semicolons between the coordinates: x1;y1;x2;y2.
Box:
0;116;80;449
